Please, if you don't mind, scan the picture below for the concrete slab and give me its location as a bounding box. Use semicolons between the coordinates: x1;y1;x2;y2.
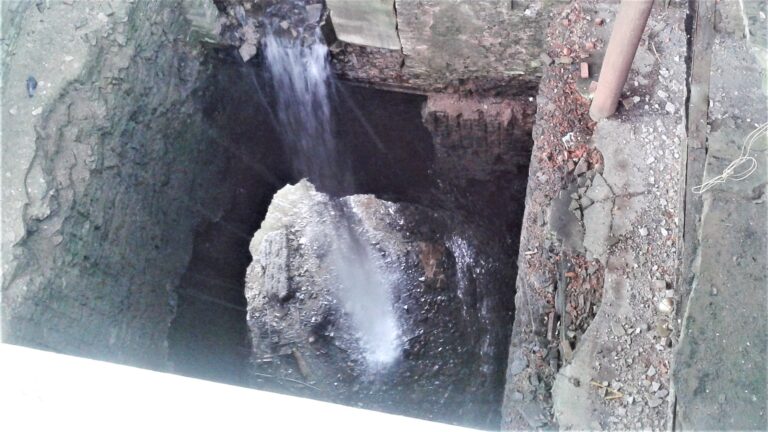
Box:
673;1;768;428
593;119;651;196
611;194;650;237
550;3;689;428
395;0;547;88
585;173;614;202
549;183;585;254
326;0;401;50
673;191;767;430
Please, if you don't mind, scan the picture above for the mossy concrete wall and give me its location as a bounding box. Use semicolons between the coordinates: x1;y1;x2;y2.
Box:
1;0;228;369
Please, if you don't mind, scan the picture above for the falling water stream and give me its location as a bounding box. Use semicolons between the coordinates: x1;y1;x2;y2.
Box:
261;5;401;368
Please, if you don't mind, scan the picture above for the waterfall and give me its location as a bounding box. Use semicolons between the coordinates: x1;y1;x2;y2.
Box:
262;30;336;183
261;6;401;368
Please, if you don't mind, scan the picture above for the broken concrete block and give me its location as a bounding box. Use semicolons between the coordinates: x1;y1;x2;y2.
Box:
183;0;221;43
583;200;612;263
326;0;401;50
549;185;585;253
239;42;257;62
517;402;547;428
580;62;589;79
594;120;652;195
306;4;323;23
574;157;589;176
585;173;613;202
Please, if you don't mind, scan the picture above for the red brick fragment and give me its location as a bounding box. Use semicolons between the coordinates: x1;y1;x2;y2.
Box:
580;62;590;79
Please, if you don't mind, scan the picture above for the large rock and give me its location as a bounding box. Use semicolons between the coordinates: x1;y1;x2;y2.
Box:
245;180;515;428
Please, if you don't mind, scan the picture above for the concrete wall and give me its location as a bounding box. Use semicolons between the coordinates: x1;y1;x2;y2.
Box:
329;0;557;94
326;0;400;50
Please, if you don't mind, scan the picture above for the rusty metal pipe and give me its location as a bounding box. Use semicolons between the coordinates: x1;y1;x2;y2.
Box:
589;0;655;121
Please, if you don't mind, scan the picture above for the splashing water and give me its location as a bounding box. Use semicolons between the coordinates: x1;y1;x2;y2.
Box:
327;204;401;367
447;235;475;320
261;11;401;368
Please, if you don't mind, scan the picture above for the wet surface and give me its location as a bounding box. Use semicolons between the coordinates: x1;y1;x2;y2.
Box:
245;182;520;429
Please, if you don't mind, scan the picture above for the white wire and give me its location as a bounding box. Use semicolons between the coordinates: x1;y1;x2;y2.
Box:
692;122;768;194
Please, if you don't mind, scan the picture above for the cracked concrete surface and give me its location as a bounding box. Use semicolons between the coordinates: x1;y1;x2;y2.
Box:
582;172;614;263
551;2;688;429
554;1;768;429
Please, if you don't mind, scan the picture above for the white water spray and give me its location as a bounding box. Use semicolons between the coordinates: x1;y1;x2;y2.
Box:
327;205;401;367
262;17;401;368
